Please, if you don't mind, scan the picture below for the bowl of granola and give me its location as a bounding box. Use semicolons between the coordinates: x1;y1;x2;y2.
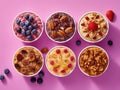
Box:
45;46;76;77
78;45;109;77
78;11;109;43
13;46;44;77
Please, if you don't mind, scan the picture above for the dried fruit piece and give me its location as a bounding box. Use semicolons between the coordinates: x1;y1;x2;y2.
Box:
106;10;114;22
41;48;49;54
17;54;24;61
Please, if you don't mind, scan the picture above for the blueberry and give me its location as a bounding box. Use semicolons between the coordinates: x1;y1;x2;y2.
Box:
0;75;5;80
31;29;37;35
25;21;30;27
37;77;43;84
108;40;113;46
29;16;34;22
16;19;21;25
30;76;36;83
33;23;38;29
21;31;26;36
4;69;10;75
27;35;33;41
16;28;22;33
28;25;33;30
26;30;31;36
24;14;29;20
20;21;25;27
38;70;44;77
76;40;81;46
23;25;28;31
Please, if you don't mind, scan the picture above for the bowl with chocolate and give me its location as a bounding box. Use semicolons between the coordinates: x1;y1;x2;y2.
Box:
13;46;44;77
46;12;76;43
78;45;109;77
46;46;76;77
78;11;109;43
13;12;43;43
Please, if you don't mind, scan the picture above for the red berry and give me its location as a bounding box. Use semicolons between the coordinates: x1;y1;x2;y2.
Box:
70;56;74;62
88;22;98;31
53;68;57;72
61;70;66;73
50;60;54;65
56;49;61;54
68;63;72;68
106;10;114;22
64;49;68;53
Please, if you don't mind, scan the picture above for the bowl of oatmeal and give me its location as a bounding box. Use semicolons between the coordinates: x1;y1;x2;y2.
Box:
13;46;44;77
78;11;109;43
46;12;76;43
78;45;109;77
13;12;43;43
46;46;76;77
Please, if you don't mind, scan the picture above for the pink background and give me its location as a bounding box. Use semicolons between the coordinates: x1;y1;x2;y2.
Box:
0;0;120;90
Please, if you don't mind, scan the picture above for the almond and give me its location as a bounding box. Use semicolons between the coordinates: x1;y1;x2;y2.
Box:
65;27;73;34
51;31;57;39
57;30;65;37
47;20;55;30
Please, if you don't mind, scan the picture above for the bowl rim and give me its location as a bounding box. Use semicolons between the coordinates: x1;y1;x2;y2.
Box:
12;11;44;43
45;11;76;43
78;45;109;77
45;45;76;77
78;11;109;43
12;46;44;77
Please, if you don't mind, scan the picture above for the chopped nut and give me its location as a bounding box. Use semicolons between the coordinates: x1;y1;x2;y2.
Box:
65;27;73;34
47;20;55;30
57;30;65;37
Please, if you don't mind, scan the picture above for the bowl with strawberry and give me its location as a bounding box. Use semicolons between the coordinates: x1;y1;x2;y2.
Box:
78;11;109;43
45;46;76;77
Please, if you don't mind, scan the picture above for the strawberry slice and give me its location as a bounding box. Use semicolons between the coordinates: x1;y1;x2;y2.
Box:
88;22;98;31
106;10;115;22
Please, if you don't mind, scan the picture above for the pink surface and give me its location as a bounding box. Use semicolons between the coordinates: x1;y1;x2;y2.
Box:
0;0;120;90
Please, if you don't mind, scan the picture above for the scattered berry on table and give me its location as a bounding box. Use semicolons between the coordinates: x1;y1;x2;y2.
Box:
108;40;113;46
76;40;81;46
106;10;115;22
0;75;5;80
4;68;10;75
38;70;45;77
30;76;36;83
37;77;43;84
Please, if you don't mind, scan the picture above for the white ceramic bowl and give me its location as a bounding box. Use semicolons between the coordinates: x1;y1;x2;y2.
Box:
13;46;44;77
78;11;109;43
45;46;76;77
78;45;109;77
13;11;44;43
45;11;76;43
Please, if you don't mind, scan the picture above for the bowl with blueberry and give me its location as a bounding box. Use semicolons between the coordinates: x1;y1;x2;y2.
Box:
13;12;44;43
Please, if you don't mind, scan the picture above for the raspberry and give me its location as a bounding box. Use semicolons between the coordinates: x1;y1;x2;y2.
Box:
88;22;98;31
56;49;61;54
64;49;68;53
50;60;54;65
